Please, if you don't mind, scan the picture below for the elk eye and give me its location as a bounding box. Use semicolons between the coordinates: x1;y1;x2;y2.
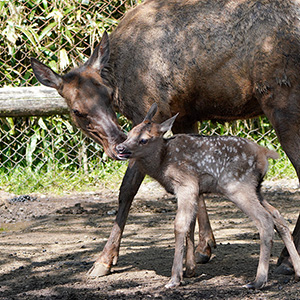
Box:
73;109;87;118
139;138;148;145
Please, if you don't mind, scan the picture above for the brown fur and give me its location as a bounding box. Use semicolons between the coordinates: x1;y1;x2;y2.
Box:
116;105;300;289
31;0;300;279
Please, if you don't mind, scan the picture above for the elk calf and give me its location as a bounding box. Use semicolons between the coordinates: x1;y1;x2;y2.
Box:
116;103;300;289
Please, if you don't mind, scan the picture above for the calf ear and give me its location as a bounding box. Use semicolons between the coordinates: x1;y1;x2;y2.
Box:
159;113;179;134
31;58;62;89
85;31;110;72
143;103;158;121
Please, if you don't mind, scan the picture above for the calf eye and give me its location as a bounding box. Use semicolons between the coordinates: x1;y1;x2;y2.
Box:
139;138;148;145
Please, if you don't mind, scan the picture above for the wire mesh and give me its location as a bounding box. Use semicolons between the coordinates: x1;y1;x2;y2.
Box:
0;114;296;194
0;0;140;87
0;115;128;193
0;0;297;194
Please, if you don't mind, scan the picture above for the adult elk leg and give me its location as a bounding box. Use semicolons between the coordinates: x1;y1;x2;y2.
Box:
263;100;300;275
260;199;300;279
172;121;216;264
195;195;216;263
186;196;216;274
87;161;145;277
276;215;300;275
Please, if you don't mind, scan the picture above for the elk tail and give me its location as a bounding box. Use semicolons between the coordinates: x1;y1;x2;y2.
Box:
266;149;279;160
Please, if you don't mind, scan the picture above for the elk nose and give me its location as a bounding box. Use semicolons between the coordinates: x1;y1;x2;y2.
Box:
116;144;126;154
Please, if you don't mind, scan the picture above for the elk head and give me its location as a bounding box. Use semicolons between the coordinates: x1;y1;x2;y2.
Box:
31;32;126;159
116;103;178;160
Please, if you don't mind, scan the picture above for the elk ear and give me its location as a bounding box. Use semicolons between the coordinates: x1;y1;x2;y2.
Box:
31;58;63;89
143;103;158;122
159;113;178;134
86;31;110;71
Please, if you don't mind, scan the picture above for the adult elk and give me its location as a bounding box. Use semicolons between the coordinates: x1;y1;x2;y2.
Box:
31;0;300;277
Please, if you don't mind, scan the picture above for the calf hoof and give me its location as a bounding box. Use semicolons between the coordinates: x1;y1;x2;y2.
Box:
165;278;181;289
274;262;294;275
195;245;212;264
195;252;210;264
185;267;196;278
243;280;266;290
87;261;111;278
195;238;216;264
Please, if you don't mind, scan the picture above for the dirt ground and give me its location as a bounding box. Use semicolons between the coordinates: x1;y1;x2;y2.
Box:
0;179;300;300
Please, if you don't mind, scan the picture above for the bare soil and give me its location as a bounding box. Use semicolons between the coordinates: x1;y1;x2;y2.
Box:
0;180;300;300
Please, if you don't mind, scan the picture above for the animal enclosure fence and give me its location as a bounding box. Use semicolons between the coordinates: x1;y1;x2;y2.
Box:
0;0;140;87
0;0;297;194
0;89;296;194
0;0;139;193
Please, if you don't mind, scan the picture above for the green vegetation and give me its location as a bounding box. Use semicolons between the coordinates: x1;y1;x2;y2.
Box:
0;114;296;195
0;114;130;194
0;0;139;87
0;0;297;195
0;0;135;194
0;160;128;195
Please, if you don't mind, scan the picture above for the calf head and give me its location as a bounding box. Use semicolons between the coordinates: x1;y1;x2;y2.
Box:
31;32;125;159
116;103;178;160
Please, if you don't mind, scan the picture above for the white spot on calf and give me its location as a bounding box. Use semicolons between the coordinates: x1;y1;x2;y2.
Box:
248;156;254;166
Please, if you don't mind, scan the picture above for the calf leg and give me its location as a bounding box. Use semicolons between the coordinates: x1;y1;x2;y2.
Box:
172;122;215;264
185;215;197;278
260;200;300;280
224;185;274;289
165;183;198;289
87;162;145;277
195;195;216;263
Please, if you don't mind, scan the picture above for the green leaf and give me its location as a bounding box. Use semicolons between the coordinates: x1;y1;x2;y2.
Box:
38;22;57;41
59;48;69;70
63;119;74;134
26;133;38;166
15;25;40;48
63;27;74;45
38;118;48;130
3;117;15;135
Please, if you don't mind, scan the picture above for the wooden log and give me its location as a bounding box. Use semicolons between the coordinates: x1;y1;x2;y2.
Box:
0;86;69;117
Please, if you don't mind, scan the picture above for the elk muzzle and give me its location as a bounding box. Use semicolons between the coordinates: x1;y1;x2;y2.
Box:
116;144;132;160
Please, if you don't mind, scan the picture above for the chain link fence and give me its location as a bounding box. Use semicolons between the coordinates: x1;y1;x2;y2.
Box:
0;0;297;194
0;113;296;194
0;0;138;194
0;114;129;194
1;0;140;87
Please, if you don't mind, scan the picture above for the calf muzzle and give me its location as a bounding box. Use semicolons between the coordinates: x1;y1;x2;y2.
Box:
116;144;132;160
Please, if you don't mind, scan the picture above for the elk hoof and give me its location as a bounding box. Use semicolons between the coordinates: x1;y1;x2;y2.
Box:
243;280;266;290
195;252;210;264
195;241;215;264
274;263;294;275
243;282;256;289
86;262;111;278
165;279;180;289
185;267;196;278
